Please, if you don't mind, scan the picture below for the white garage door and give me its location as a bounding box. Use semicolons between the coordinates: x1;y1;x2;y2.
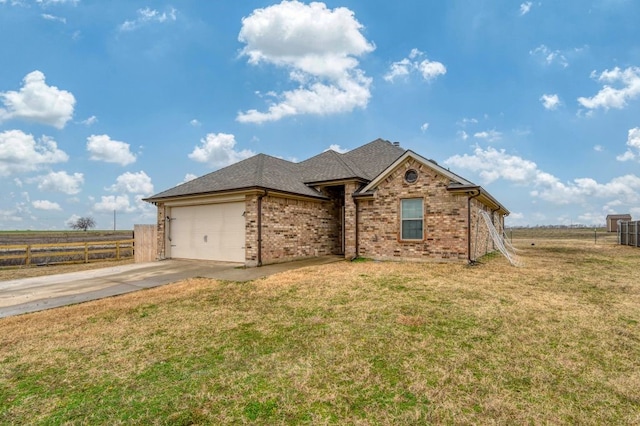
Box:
169;202;245;262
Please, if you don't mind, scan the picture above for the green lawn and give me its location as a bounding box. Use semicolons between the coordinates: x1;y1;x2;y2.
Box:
1;238;639;424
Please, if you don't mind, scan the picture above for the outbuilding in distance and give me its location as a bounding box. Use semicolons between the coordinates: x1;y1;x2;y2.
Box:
606;214;632;232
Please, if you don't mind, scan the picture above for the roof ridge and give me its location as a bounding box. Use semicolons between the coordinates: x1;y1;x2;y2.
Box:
335;149;368;178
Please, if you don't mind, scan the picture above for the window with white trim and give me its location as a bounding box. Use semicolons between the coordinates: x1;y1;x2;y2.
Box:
401;198;423;240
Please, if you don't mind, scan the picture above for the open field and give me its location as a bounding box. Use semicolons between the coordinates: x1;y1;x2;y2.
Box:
509;226;617;242
0;230;133;245
0;230;135;270
1;234;639;424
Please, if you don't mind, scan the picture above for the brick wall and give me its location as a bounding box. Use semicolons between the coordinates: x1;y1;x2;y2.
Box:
245;195;259;266
156;203;166;259
247;193;341;266
344;182;359;259
357;158;469;262
469;199;503;261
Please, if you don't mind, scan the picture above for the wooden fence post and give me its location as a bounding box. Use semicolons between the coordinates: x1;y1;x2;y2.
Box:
84;242;89;263
26;244;31;266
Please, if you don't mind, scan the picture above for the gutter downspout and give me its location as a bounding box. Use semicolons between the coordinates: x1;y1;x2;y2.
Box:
353;195;359;260
257;190;267;267
467;189;481;264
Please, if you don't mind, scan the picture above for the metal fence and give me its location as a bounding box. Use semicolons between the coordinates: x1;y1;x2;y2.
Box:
618;221;639;247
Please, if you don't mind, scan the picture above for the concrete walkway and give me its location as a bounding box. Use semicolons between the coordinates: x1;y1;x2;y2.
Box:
0;256;343;318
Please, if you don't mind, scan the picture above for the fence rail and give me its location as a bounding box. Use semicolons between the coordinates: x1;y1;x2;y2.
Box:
0;239;134;267
618;221;639;247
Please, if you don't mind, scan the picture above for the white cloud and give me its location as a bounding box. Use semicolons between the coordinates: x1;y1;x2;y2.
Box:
120;7;177;32
384;58;411;81
64;213;81;228
577;211;608;226
32;200;62;211
617;127;640;162
108;171;154;195
420;122;430;132
458;130;469;140
418;59;446;81
325;144;349;153
458;117;478;127
93;194;135;213
473;129;502;142
445;146;640;206
445;146;538;185
87;134;136;166
529;45;569;68
0;70;76;129
384;49;446;82
540;93;561;110
33;171;83;194
519;2;532;15
0;207;24;225
188;133;255;168
578;67;640;111
41;13;66;23
36;0;79;5
236;1;375;123
594;145;604;152
182;173;197;184
190;119;201;127
81;115;97;126
0;130;68;176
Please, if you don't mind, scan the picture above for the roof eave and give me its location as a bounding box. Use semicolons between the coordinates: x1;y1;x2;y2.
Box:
447;184;510;215
305;177;369;188
144;185;329;205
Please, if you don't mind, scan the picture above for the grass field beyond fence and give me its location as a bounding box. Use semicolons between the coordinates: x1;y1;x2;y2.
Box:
0;233;639;424
0;230;134;268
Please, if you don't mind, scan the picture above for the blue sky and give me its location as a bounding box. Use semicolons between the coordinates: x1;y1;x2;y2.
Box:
1;0;639;230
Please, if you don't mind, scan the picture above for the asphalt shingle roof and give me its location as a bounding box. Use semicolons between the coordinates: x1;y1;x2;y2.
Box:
146;139;406;201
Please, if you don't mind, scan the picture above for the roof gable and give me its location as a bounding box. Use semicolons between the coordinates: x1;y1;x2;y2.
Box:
357;150;510;215
359;150;474;193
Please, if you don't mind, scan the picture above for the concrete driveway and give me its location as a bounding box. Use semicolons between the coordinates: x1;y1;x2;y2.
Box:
0;256;343;318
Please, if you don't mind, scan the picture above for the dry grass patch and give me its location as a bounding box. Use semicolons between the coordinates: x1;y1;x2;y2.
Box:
1;238;639;424
0;259;134;281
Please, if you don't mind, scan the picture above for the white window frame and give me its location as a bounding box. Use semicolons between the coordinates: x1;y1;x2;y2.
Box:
400;198;424;240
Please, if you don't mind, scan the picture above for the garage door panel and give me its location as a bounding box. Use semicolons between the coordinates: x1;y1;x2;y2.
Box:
169;202;245;262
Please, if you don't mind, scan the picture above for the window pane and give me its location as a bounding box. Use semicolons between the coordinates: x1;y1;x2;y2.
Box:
402;220;423;239
401;199;423;219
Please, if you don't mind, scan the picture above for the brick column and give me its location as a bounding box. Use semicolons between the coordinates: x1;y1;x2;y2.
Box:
244;195;259;267
156;203;166;259
344;182;358;259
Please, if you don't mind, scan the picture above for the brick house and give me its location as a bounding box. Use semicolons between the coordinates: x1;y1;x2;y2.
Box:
144;139;509;266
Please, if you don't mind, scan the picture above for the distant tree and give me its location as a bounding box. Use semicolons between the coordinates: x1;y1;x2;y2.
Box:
70;216;96;232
